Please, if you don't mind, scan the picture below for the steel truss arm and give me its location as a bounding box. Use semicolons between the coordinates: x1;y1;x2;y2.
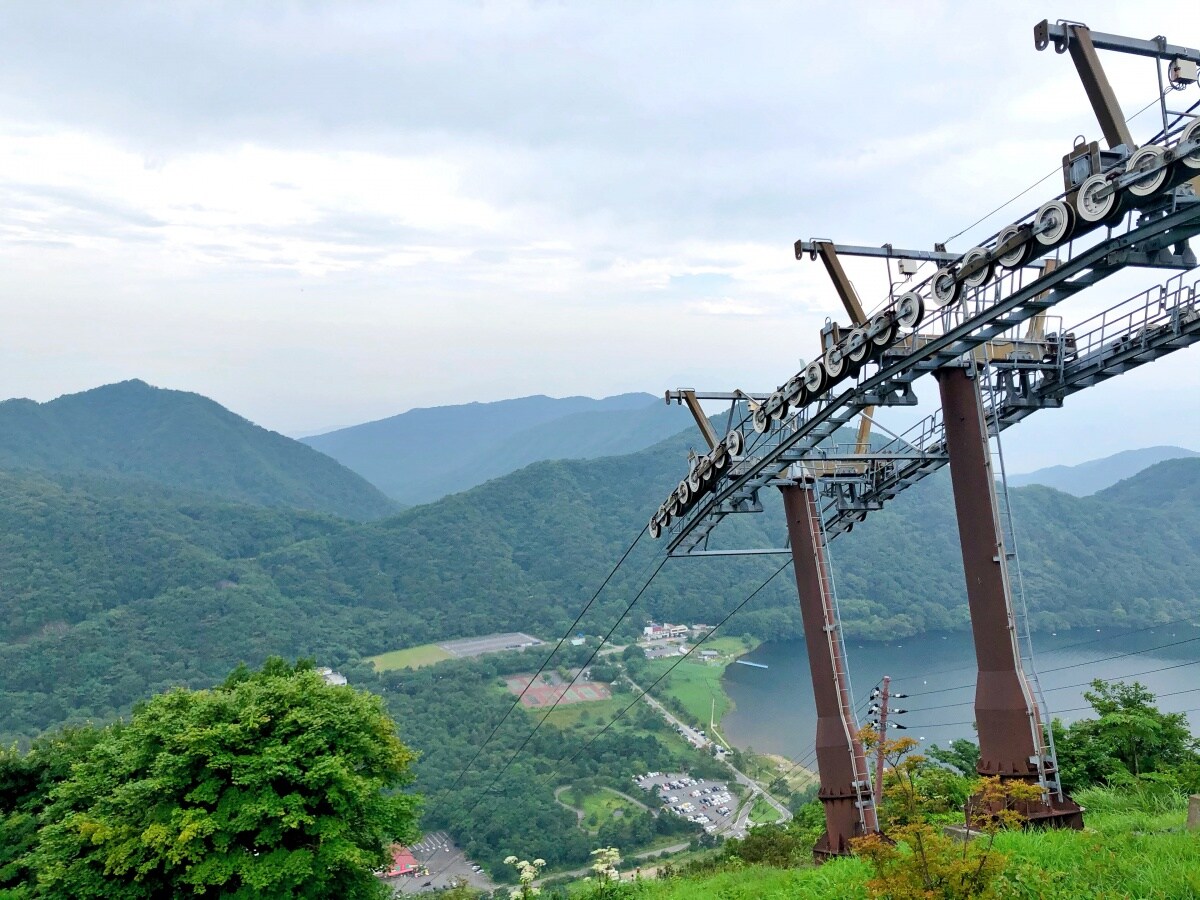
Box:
795;240;959;264
667;203;1200;556
1035;20;1200;64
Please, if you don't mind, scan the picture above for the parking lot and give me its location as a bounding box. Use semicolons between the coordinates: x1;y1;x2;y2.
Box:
439;633;542;658
633;771;736;835
388;831;494;895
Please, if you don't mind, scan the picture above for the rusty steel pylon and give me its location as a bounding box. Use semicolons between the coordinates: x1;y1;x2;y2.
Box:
937;366;1083;827
781;483;879;859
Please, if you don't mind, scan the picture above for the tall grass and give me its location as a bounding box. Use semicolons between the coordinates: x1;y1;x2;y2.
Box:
622;786;1200;900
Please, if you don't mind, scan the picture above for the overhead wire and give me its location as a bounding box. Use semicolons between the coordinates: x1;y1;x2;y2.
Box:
909;692;1200;731
429;526;649;796
898;657;1200;712
940;95;1163;247
421;555;787;887
534;558;795;789
903;634;1200;699
418;542;670;887
450;552;671;823
878;612;1200;687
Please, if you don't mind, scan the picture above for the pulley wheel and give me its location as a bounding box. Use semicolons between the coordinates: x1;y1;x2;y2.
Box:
768;389;789;421
668;491;682;515
869;312;896;347
823;344;845;380
1075;173;1117;223
696;454;713;483
783;374;806;406
996;224;1033;269
931;266;960;306
846;328;870;363
649;517;662;539
960;247;994;289
752;405;770;434
710;444;728;471
687;468;702;493
895;291;924;330
803;360;826;394
724;428;744;457
1179;119;1200;170
1034;199;1074;246
677;480;691;507
1126;145;1167;197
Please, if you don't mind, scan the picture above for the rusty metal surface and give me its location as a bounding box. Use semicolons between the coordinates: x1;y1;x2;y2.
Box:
937;366;1083;828
937;366;1041;777
781;484;875;858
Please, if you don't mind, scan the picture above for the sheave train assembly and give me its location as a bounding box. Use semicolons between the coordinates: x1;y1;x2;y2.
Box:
648;19;1200;858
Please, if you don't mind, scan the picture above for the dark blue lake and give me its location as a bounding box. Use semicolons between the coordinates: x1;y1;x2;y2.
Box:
721;625;1200;761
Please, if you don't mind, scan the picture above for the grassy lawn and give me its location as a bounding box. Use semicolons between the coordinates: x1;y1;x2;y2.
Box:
642;636;758;730
748;794;782;826
568;787;641;831
694;635;759;657
541;696;626;730
366;643;452;671
644;658;731;728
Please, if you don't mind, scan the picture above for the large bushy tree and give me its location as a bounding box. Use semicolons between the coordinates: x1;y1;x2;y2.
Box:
8;658;418;899
1054;680;1200;792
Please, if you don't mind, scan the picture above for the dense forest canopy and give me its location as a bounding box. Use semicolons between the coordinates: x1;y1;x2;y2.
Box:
2;382;1199;743
0;381;397;521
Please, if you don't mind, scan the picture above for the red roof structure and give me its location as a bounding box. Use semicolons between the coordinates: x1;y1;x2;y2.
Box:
384;846;419;877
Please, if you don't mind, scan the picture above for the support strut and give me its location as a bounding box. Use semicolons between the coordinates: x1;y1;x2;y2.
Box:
936;366;1083;828
780;483;878;859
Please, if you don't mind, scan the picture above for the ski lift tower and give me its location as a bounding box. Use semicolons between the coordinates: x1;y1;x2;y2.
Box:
652;17;1200;858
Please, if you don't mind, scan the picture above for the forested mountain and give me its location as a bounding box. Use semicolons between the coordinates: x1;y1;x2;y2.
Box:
3;415;1200;743
0;380;398;520
1009;445;1199;495
302;392;692;504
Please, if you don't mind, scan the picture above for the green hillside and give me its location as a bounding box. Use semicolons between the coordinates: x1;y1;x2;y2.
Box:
302;392;692;504
1009;445;1199;495
0;380;398;520
3;421;1200;742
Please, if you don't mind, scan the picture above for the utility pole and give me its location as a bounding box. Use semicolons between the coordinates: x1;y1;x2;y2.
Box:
873;676;890;809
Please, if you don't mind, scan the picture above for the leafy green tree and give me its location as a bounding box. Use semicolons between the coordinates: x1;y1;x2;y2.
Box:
30;658;418;899
926;738;980;777
1054;680;1199;790
0;727;104;892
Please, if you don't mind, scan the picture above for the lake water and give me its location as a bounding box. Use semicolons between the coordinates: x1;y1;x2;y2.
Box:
720;625;1200;762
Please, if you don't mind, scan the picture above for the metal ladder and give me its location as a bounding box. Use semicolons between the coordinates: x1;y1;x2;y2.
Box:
804;485;879;830
981;366;1064;802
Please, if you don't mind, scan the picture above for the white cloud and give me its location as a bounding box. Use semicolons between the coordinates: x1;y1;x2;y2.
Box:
0;0;1197;468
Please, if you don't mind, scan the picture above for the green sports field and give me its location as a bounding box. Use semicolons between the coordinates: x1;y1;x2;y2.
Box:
367;643;453;671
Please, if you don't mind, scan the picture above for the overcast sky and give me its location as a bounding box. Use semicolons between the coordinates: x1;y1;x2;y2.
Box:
1;1;1198;470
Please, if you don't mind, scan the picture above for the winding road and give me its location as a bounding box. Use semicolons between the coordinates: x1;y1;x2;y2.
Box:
623;676;792;834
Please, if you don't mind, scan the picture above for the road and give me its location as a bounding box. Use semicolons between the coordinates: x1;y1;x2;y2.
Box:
623;676;792;835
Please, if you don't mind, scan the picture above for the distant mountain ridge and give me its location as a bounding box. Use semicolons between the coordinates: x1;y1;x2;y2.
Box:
1009;445;1199;495
0;380;398;521
4;408;1200;741
302;392;693;505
